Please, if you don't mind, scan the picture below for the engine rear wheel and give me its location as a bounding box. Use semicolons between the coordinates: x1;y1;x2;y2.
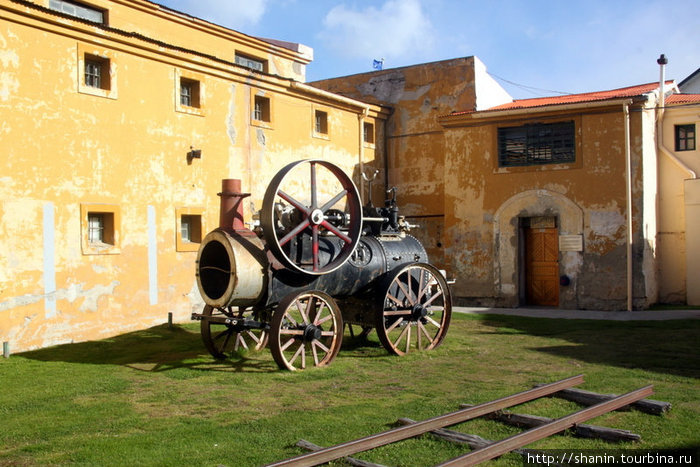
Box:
269;291;343;370
375;263;451;356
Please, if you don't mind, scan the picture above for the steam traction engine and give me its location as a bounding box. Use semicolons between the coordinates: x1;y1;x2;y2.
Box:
192;160;452;370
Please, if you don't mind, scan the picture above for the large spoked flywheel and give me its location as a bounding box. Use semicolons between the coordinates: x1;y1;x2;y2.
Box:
261;160;362;275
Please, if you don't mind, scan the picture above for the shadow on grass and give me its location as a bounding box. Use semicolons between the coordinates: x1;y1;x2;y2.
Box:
477;314;700;379
21;324;279;374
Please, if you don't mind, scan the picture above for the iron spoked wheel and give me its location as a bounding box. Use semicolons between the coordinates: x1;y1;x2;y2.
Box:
261;159;363;275
200;305;268;359
376;263;452;356
270;291;343;371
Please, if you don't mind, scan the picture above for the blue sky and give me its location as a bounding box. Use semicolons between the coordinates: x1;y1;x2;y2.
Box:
156;0;699;99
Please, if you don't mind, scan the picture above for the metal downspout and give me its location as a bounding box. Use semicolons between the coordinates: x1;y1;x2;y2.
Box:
358;111;366;202
624;103;633;311
656;55;697;179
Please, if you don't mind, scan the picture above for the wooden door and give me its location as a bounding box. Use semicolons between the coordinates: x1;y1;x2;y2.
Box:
525;227;559;306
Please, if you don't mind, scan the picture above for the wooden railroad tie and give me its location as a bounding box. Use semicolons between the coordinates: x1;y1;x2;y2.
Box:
458;404;641;442
270;375;669;467
537;385;671;415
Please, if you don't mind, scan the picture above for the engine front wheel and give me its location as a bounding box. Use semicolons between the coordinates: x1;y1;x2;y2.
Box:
269;291;343;371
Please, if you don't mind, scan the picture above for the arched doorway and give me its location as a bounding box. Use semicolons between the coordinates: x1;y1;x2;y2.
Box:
494;190;583;307
522;216;559;306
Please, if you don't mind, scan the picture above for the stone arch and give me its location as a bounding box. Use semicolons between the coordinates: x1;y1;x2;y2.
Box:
493;189;584;307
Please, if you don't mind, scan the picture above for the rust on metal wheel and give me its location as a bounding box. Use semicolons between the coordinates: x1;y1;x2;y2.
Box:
200;305;268;359
270;291;343;371
261;159;363;275
375;263;451;356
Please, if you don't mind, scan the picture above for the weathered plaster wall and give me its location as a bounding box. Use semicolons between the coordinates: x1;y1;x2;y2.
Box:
441;105;655;310
684;179;700;305
0;2;384;352
312;57;512;269
657;102;700;304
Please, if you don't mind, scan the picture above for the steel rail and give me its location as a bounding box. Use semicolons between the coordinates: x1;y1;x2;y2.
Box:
436;384;654;466
265;374;585;467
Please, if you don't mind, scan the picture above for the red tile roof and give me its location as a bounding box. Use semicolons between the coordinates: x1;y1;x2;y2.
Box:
447;81;676;117
665;93;700;105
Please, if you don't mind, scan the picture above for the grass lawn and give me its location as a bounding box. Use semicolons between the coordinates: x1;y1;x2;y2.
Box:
1;313;698;466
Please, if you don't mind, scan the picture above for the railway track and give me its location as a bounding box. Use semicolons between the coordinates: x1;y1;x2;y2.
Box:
266;374;659;467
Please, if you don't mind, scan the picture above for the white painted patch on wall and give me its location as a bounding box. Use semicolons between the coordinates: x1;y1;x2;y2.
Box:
78;281;119;312
589;210;625;236
43;202;56;317
148;205;158;305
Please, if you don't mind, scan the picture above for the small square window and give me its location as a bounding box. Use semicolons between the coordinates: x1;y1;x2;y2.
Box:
363;122;375;144
253;95;271;122
81;204;120;254
180;78;200;108
176;208;204;252
181;215;202;243
314;110;328;135
675;124;696;151
84;54;110;90
174;69;205;115
315;110;328;135
78;44;117;99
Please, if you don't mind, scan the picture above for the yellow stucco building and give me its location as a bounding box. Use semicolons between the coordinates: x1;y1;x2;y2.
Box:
0;0;386;352
2;0;698;353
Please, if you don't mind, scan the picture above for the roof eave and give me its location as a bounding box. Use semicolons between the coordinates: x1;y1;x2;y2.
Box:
439;97;640;127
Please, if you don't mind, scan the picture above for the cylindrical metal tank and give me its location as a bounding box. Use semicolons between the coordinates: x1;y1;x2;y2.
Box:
195;229;268;307
196;228;428;310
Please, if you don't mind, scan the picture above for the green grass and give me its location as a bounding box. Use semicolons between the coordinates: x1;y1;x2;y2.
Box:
1;314;698;466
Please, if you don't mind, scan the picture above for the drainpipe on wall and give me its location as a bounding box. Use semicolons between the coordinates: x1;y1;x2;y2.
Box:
358;111;366;202
623;102;633;311
656;54;697;179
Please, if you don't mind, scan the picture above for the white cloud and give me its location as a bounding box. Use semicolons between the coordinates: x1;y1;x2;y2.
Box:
164;0;268;30
319;0;434;61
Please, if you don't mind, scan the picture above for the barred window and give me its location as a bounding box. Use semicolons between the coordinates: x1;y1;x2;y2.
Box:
84;55;109;90
498;121;575;167
85;59;102;88
87;212;114;245
180;81;192;106
87;213;104;243
254;95;270;122
675;124;696;151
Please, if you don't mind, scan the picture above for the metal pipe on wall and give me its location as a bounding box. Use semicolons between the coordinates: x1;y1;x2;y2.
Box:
623;102;633;311
656;54;697;179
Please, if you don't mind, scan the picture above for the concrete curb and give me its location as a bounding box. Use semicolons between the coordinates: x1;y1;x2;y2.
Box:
453;306;700;320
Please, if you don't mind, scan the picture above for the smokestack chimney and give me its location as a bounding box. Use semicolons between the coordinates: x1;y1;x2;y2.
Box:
218;179;250;231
